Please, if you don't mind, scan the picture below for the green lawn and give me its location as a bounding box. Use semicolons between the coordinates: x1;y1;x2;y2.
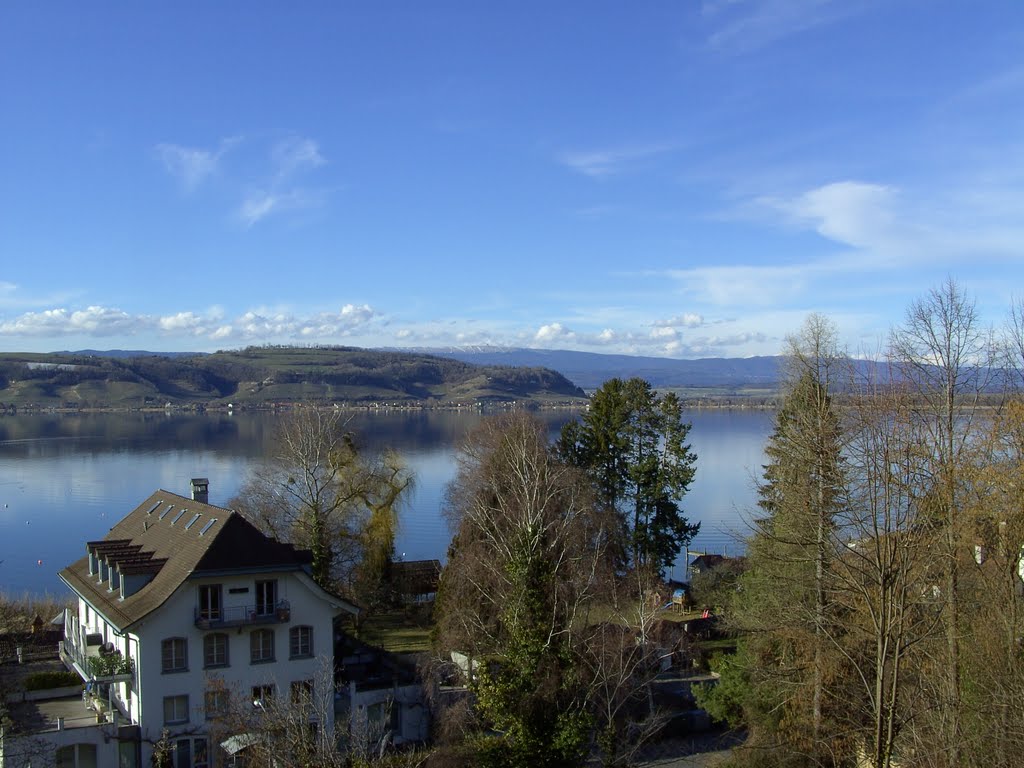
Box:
348;609;433;654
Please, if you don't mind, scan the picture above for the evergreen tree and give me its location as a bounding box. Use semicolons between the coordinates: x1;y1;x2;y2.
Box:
731;315;847;765
557;378;698;575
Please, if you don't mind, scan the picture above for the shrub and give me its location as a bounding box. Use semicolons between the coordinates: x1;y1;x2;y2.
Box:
24;670;83;691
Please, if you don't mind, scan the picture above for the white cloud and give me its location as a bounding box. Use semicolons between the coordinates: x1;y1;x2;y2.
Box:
155;137;239;191
340;304;374;324
158;312;207;333
156;135;325;225
762;181;897;249
238;137;326;226
704;0;859;53
534;322;575;344
239;194;281;227
272;137;325;179
558;143;674;178
0;306;138;337
653;312;705;329
238;189;324;227
668;264;813;308
0;304;378;345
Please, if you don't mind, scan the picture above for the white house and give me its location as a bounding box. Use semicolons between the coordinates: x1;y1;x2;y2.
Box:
47;479;358;768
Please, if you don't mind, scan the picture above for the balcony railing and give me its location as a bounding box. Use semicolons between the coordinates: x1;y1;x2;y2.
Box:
194;600;291;629
60;615;134;699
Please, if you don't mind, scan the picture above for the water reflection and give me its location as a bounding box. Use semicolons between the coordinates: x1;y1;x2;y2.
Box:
0;409;772;594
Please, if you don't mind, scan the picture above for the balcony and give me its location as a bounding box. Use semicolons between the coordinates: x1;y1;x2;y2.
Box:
194;600;291;629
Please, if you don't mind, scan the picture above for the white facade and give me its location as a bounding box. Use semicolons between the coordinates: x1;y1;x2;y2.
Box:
59;567;347;767
44;488;357;768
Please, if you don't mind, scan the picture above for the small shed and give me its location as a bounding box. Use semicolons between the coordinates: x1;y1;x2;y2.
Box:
689;554;727;576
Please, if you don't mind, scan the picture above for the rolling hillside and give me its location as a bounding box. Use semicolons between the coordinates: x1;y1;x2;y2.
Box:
0;347;586;409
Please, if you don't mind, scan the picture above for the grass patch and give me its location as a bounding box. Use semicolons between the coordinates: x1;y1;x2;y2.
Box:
350;608;433;654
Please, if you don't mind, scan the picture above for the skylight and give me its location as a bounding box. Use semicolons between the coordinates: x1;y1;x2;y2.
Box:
199;518;218;536
159;504;175;520
184;513;202;530
147;501;162;514
171;508;188;525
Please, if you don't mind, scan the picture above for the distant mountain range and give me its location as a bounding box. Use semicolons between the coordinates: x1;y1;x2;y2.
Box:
389;346;784;391
64;346;787;391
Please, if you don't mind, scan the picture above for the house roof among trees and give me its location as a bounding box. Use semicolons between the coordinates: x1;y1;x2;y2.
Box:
58;489;343;631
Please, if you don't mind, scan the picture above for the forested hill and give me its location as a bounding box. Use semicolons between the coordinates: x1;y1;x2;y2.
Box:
0;347;586;409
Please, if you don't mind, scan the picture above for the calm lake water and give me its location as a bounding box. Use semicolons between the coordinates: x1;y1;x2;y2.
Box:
0;409;773;596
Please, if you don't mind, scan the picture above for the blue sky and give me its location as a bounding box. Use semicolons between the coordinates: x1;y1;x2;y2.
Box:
2;1;1023;358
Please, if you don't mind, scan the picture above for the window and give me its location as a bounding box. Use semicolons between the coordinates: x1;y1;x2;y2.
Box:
161;637;187;673
250;629;274;663
203;632;229;668
205;689;228;720
163;694;189;724
291;679;314;705
255;579;277;615
289;625;313;658
56;744;97;768
252;683;275;707
171;737;208;768
192;737;209;768
199;584;222;621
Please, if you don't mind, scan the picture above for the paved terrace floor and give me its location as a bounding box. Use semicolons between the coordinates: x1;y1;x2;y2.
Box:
6;695;100;735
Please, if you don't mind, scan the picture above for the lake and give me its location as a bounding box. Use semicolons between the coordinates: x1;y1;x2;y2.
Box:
0;409;774;595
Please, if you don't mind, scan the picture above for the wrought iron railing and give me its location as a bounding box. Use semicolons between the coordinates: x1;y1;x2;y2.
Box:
193;600;291;629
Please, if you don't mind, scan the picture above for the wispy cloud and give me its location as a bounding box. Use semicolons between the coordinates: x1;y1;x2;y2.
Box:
238;189;324;228
239;137;327;227
702;0;861;53
271;137;326;180
0;282;84;312
155;137;240;191
558;143;675;178
668;263;817;308
155;135;327;225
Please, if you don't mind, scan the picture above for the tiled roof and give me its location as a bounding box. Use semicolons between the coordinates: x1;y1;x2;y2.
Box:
58;490;320;632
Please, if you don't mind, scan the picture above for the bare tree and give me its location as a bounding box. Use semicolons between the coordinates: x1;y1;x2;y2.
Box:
888;278;996;766
232;407;413;594
580;567;670;768
831;372;940;768
956;400;1024;768
205;656;346;768
434;412;611;767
